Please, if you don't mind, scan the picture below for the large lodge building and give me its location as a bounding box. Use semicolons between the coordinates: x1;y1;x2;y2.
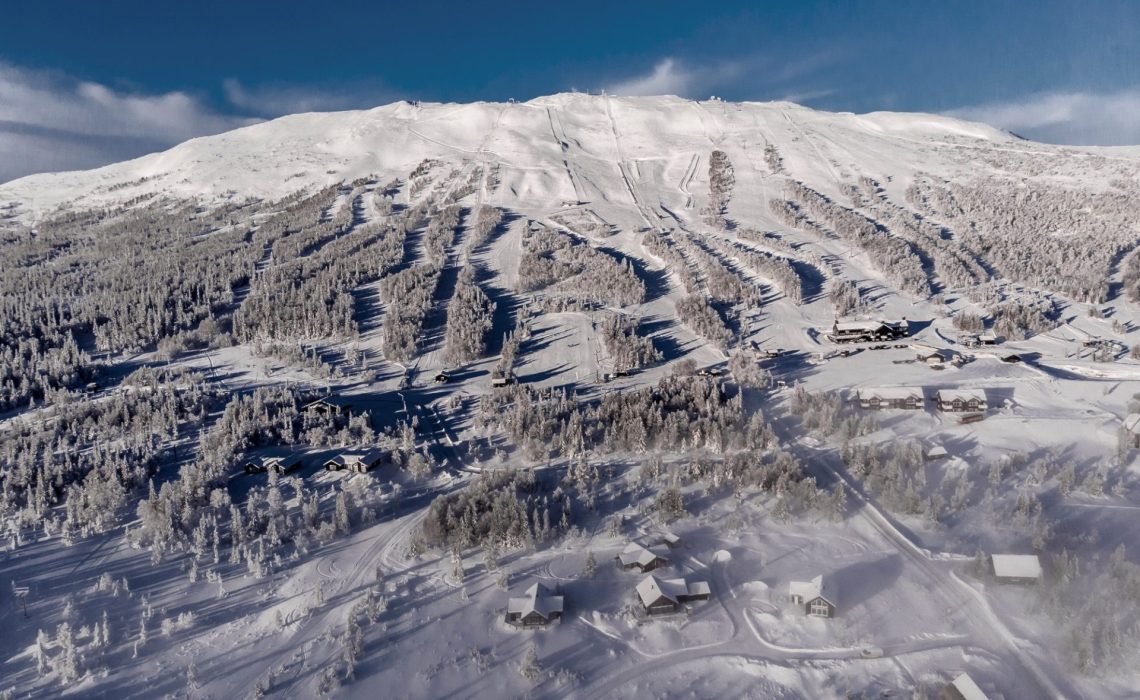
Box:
827;319;910;344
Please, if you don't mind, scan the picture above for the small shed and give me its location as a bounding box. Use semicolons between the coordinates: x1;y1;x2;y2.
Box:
661;532;682;549
978;332;999;346
506;583;564;627
925;445;949;461
789;575;836;618
617;542;669;572
941;672;990;700
991;554;1042;584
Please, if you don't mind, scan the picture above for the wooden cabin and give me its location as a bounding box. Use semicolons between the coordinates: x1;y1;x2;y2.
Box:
506;583;564;627
789;575;836;618
617;542;669;573
323;448;386;473
244;453;303;475
636;575;709;615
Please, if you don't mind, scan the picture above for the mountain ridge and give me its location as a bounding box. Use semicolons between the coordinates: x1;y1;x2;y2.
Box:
0;92;1044;221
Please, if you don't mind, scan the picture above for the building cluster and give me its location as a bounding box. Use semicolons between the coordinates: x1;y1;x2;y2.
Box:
855;387;989;413
617;537;711;617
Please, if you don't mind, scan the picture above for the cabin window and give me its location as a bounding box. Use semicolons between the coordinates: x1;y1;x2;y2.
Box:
810;601;830;616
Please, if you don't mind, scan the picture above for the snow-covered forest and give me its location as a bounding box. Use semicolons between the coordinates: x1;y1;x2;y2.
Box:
1;93;1139;700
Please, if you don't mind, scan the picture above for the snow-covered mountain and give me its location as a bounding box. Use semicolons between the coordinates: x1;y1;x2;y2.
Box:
0;92;1036;219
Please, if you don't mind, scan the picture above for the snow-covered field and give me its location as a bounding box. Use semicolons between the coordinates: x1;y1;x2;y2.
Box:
2;93;1140;699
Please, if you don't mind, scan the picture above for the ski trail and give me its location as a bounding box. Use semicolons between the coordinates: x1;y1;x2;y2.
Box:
781;110;841;185
603;95;657;228
476;104;507;207
546;107;587;204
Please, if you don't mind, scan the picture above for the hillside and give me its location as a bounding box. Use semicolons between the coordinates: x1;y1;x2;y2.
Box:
1;94;1140;699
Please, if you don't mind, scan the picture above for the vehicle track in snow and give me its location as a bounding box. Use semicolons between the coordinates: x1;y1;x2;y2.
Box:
678;153;700;208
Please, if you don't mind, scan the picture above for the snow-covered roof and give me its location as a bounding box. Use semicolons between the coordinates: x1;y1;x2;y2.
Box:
789;574;834;603
913;347;951;361
686;580;711;598
636;575;687;606
991;554;1042;580
303;394;354;408
618;542;666;568
858;387;922;401
1124;413;1140;434
948;672;989;700
936;389;986;403
662;532;681;545
507;583;564;619
248;451;302;467
834;320;887;332
325;448;385;467
926;445;949;459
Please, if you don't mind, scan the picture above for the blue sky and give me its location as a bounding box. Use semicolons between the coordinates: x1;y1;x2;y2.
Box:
1;0;1138;181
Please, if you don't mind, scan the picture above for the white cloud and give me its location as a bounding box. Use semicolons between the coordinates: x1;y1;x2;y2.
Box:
947;90;1140;146
223;78;396;118
604;54;839;105
0;62;257;183
607;58;697;97
776;88;836;104
605;58;747;98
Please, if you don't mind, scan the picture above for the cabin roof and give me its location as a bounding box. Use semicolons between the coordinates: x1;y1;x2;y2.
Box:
949;672;989;700
936;389;986;403
507;582;564;618
834;320;888;332
991;554;1042;580
858;387;922;401
303;394;354;409
325;448;385;467
1124;413;1140;434
635;574;692;606
636;575;678;605
619;542;667;568
247;451;303;466
686;580;711;597
789;574;835;604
